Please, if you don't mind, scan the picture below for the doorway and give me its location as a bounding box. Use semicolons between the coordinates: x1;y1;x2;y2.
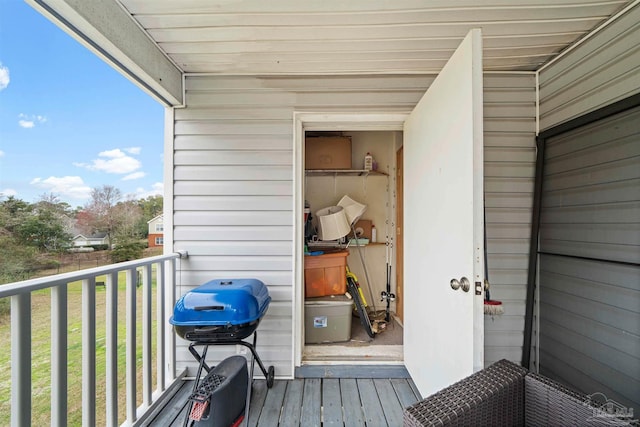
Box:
300;129;404;364
294;113;406;372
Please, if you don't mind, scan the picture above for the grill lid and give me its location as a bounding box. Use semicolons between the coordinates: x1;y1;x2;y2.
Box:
170;278;271;326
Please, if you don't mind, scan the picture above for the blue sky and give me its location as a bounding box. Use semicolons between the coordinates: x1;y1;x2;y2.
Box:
0;0;164;207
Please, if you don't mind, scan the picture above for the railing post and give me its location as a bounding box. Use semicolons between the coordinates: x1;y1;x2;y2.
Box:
11;293;31;427
142;264;153;407
82;278;96;427
165;258;178;383
157;261;166;391
105;272;119;426
51;285;68;427
126;268;137;423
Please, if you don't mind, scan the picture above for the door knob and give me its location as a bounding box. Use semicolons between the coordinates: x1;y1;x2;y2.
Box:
450;277;470;292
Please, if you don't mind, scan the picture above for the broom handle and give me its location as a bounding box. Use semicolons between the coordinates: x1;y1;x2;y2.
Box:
484;204;490;301
351;224;377;313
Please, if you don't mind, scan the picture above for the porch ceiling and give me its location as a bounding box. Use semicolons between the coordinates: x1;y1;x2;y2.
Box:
118;0;633;75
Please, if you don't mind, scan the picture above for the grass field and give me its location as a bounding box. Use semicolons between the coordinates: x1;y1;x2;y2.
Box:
0;270;160;426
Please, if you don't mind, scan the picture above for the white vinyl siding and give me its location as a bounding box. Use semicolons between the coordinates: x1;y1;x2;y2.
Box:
172;73;536;376
538;3;640;131
483;75;537;366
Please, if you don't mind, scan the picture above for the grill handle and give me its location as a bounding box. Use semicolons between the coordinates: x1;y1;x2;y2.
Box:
194;305;224;311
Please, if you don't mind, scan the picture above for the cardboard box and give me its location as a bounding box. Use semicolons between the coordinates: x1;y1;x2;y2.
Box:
305;136;352;170
352;219;372;240
305;295;352;343
304;251;348;297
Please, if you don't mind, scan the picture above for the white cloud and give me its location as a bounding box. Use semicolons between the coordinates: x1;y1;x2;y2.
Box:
30;176;92;200
75;148;142;174
0;63;9;90
122;171;145;181
0;150;4;157
18;113;47;129
126;147;141;155
128;182;164;200
19;120;35;128
0;188;17;198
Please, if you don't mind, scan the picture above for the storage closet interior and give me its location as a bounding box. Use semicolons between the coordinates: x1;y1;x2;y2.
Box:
302;130;403;363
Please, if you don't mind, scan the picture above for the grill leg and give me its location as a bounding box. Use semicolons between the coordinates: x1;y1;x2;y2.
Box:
183;344;209;427
188;342;212;373
236;341;268;381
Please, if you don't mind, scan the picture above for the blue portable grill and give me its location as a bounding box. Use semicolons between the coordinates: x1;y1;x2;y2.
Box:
171;278;271;342
170;279;276;425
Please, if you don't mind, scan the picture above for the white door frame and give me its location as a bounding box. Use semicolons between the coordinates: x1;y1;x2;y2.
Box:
293;112;408;367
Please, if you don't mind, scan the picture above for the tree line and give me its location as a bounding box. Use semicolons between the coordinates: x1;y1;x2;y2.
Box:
0;185;163;285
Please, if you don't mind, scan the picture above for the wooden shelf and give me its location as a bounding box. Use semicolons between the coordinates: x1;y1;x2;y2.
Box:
305;169;388;177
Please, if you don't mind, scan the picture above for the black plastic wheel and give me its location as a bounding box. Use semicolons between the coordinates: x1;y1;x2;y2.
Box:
266;365;275;388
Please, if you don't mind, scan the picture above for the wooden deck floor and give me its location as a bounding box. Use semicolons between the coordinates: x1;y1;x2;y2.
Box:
143;375;421;426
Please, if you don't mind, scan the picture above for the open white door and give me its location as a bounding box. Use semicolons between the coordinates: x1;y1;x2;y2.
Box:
403;29;484;397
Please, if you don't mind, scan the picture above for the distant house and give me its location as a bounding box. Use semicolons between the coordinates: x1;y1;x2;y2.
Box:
71;232;108;248
147;214;164;248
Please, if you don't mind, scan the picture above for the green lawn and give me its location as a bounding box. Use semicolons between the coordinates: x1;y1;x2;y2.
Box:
0;269;160;426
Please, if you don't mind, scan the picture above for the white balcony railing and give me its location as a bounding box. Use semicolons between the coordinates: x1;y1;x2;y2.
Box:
0;251;188;427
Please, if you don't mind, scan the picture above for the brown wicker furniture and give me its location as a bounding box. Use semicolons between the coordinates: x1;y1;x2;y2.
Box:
404;359;636;426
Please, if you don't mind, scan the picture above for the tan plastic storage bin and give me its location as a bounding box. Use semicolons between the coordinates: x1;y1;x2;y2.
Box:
305;295;352;344
304;251;348;297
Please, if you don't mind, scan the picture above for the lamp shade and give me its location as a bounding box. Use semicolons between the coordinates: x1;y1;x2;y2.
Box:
316;206;351;241
337;195;367;225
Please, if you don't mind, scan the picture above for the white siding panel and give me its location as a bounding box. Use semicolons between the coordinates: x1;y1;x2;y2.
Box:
487;224;532;240
485;132;537;148
174;181;292;196
175;120;292;135
175;211;292;226
179;272;293;288
485;146;535;163
174;73;536;376
490;270;528;285
485;177;534;193
175;151;291;166
186;92;296;107
175;134;292;150
485;331;523;348
175;107;293;121
175;195;292;211
175;226;292;241
539;4;640;130
184;256;292;272
184;241;292;256
174;165;292;181
485;193;533;209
